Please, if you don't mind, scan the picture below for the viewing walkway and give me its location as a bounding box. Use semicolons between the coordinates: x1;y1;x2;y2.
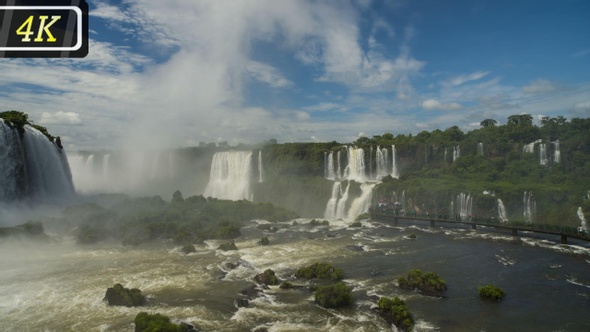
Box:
370;210;589;244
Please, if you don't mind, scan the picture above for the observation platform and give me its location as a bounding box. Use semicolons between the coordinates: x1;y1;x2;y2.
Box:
370;209;589;244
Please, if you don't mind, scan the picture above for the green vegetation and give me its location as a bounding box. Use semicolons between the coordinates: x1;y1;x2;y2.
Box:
279;281;293;289
349;221;362;228
0;110;55;141
259;237;270;245
478;284;505;301
295;262;344;280
62;192;298;246
134;312;191;332
378;297;414;332
104;284;145;307
398;269;447;296
314;282;353;308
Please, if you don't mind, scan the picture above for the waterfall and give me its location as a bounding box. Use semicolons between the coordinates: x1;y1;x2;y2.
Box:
347;183;376;220
523;139;541;154
369;146;374;180
498;199;508;223
452;145;460;162
456;193;472;221
401;190;407;214
258;151;264;183
375;146;389;180
326;151;336;180
336;150;342;180
578;207;587;232
324;182;341;219
444;147;448;163
102;154;110;179
477;142;484;156
0;121;74;203
523;191;536;224
539;144;548;166
343;146;366;182
553;140;561;163
391;145;399;179
204;151;253;201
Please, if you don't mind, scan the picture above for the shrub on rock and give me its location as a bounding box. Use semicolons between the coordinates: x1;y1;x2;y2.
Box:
398;269;446;296
478;284;504;301
218;242;238;251
134;312;195;332
314;282;353;308
258;237;270;245
254;269;280;286
377;297;414;332
104;284;145;307
181;244;196;254
295;262;344;280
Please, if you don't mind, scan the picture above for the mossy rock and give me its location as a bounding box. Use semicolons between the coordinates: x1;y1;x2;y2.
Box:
254;269;280;286
258;237;270;245
478;284;505;301
309;219;329;226
295;262;344;280
279;281;293;289
314;282;353;308
134;312;195;332
398;269;447;296
377;296;414;332
349;221;362;228
104;284;145;307
218;242;238;251
181;244;196;254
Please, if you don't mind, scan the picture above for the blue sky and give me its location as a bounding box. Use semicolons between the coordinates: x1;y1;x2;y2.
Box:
1;0;589;150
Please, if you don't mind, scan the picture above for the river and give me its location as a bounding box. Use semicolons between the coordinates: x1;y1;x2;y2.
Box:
1;218;589;331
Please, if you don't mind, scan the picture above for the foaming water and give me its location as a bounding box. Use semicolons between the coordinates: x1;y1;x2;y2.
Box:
1;219;590;331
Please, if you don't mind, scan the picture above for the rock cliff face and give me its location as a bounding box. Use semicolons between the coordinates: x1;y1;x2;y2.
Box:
0;119;74;203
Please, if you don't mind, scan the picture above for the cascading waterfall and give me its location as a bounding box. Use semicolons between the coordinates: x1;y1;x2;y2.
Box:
343;146;366;182
523;191;536;224
347;183;376;220
204;151;253;201
369;146;374;180
444;147;448;163
0;121;74;203
335;182;351;219
456;193;472;221
523;139;541;154
553;140;561;163
578;207;587;232
401;190;407;213
375;146;389;179
477;142;484;156
452;145;461;162
336;150;342;180
326;151;336;180
498;199;508;223
539;143;548;166
324;182;341;219
391;145;399;179
102;154;110;178
258;151;264;183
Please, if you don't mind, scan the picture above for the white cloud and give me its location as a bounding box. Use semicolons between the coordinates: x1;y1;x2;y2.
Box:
90;4;130;22
573;101;590;112
522;79;559;94
39;111;82;125
421;99;462;111
446;71;490;86
247;61;293;88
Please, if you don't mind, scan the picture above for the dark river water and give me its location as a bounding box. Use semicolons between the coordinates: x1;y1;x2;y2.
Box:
1;218;589;331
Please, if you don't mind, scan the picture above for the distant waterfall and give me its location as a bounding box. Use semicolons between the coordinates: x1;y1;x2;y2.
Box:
523;140;541;154
578;207;587;232
102;154;110;178
0;121;74;203
444;148;448;163
391;145;399;179
375;146;389;179
336;150;342;179
456;193;472;221
335;182;351;219
523;191;536;224
258;151;264;183
343;147;366;182
497;199;508;223
324;182;352;220
477;142;484;156
539;144;548;166
347;183;376;220
452;145;460;162
553;140;561;163
204;151;253;201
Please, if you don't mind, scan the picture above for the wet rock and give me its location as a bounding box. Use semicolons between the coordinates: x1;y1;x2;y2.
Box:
234;298;249;308
254;269;280;286
104;284;145;307
181;244;196;254
218;242;238;251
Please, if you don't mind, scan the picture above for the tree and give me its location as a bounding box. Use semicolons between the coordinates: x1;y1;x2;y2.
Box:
480;119;498;127
507;114;533;127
